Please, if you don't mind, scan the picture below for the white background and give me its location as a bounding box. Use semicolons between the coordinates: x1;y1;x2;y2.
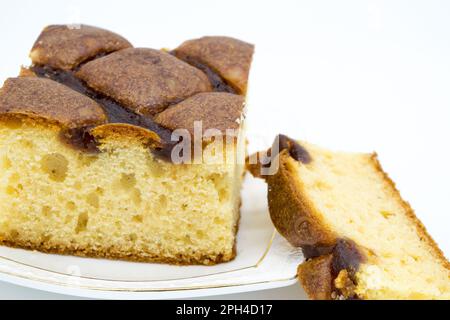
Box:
0;0;449;299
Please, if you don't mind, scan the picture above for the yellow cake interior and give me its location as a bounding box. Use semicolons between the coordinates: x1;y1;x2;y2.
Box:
292;141;450;299
0;116;245;265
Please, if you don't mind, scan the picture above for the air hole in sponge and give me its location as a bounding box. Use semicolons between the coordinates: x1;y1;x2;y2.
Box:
129;233;138;241
66;201;77;211
5;186;19;196
196;230;206;240
75;212;89;233
158;195;167;209
20;139;34;149
314;180;330;191
120;173;136;189
41;206;54;217
380;210;394;219
218;188;229;202
64;215;73;224
132;215;143;223
213;217;225;225
183;235;193;245
78;154;98;167
40;153;69;182
1;156;12;169
86;192;100;208
209;173;229;202
8;172;20;184
131;188;142;205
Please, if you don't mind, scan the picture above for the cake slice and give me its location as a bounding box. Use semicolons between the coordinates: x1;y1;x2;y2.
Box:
0;24;253;265
249;135;450;299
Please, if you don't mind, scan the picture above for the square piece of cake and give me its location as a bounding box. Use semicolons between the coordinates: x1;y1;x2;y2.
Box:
0;25;253;265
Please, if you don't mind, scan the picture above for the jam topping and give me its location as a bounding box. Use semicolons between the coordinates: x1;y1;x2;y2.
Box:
9;27;254;161
260;134;312;170
30;48;248;160
171;53;236;94
60;127;100;154
301;243;335;260
31;65;177;158
75;48;213;116
278;134;312;164
31;65;174;137
331;239;364;278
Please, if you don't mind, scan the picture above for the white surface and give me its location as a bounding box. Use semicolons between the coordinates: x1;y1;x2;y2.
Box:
0;0;449;299
0;280;307;300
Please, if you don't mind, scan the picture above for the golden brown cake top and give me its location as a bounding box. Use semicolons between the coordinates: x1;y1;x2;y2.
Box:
30;24;132;70
76;48;213;116
1;24;254;160
0;77;106;127
173;36;254;94
155;92;244;136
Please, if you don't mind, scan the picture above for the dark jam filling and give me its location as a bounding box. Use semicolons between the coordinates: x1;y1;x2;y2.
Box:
73;51;111;71
330;239;364;278
169;52;237;94
301;243;335;260
278;134;311;164
261;134;312;170
60;127;100;154
31;65;177;160
302;239;364;300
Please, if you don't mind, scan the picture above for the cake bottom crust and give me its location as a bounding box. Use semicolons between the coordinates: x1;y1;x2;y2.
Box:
0;237;237;266
0;199;242;266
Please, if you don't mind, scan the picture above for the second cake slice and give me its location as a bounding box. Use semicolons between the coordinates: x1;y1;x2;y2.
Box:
249;135;450;299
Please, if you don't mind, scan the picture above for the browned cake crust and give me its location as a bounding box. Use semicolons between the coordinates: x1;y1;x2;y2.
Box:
0;238;232;266
297;254;334;300
76;48;213;115
173;36;254;94
155;92;244;135
249;135;450;299
30;24;132;70
0;77;106;127
266;150;335;248
4;24;254;159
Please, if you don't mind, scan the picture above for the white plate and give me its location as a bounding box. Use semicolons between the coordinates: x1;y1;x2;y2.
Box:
0;175;304;299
